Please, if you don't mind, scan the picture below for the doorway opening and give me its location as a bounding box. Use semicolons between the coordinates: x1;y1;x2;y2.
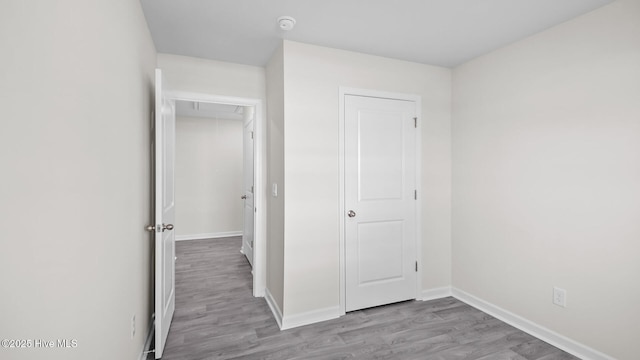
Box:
170;91;265;297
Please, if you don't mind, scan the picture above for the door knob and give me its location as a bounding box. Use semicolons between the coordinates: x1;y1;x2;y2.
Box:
241;195;247;200
162;223;174;232
347;210;356;218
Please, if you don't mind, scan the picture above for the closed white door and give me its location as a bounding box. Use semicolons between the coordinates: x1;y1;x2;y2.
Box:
154;69;176;359
242;110;255;267
344;94;417;312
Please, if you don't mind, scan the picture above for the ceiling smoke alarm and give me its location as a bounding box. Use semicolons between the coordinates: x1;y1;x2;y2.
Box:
277;16;296;31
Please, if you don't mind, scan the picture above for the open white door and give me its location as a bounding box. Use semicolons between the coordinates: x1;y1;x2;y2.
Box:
241;107;255;267
344;94;417;312
154;68;176;359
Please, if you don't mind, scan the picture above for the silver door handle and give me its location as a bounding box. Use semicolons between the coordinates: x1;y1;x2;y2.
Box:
162;223;174;232
347;210;356;218
241;195;247;200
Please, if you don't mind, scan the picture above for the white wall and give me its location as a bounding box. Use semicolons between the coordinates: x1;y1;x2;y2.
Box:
280;41;452;317
452;1;640;359
175;116;244;238
157;53;266;100
0;1;156;359
265;44;286;312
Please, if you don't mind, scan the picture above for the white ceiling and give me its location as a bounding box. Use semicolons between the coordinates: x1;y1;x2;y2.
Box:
140;0;613;68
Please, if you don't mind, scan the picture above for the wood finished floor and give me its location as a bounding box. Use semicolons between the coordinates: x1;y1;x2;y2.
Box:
150;237;580;360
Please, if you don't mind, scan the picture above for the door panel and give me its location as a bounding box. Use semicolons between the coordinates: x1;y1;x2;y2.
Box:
154;69;176;359
358;110;404;201
357;220;404;283
345;95;416;312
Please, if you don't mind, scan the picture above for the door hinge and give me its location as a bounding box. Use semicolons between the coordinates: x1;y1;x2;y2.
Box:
415;261;418;272
251;131;254;139
414;117;417;128
414;190;417;200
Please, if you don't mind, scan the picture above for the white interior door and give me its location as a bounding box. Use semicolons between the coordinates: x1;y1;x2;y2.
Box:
242;109;255;266
154;69;176;359
344;94;417;312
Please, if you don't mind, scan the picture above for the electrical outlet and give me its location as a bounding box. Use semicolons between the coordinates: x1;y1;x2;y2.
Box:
553;287;567;307
131;315;136;339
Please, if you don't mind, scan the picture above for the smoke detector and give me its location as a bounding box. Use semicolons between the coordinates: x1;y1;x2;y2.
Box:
277;16;296;31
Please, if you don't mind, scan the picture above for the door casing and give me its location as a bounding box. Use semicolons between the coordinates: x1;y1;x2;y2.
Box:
241;112;255;266
169;90;266;297
338;87;422;315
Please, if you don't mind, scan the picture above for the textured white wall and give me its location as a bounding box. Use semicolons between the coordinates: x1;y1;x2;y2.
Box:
0;1;156;359
175;116;244;237
281;41;452;316
452;1;640;359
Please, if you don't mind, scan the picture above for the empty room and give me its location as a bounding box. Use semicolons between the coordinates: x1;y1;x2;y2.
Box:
1;1;638;360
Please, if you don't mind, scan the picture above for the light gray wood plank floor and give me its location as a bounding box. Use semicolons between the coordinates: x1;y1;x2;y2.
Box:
149;237;580;360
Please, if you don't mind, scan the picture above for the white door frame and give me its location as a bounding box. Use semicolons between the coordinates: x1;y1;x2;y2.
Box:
241;113;255;266
169;90;266;297
338;87;422;315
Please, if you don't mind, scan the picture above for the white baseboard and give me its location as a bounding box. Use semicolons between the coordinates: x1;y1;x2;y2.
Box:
139;315;155;360
451;288;615;360
281;305;340;330
264;287;283;329
420;286;452;301
175;231;242;241
264;288;340;331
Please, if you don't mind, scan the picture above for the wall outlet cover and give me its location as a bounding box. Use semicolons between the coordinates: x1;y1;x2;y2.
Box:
553;287;567;307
